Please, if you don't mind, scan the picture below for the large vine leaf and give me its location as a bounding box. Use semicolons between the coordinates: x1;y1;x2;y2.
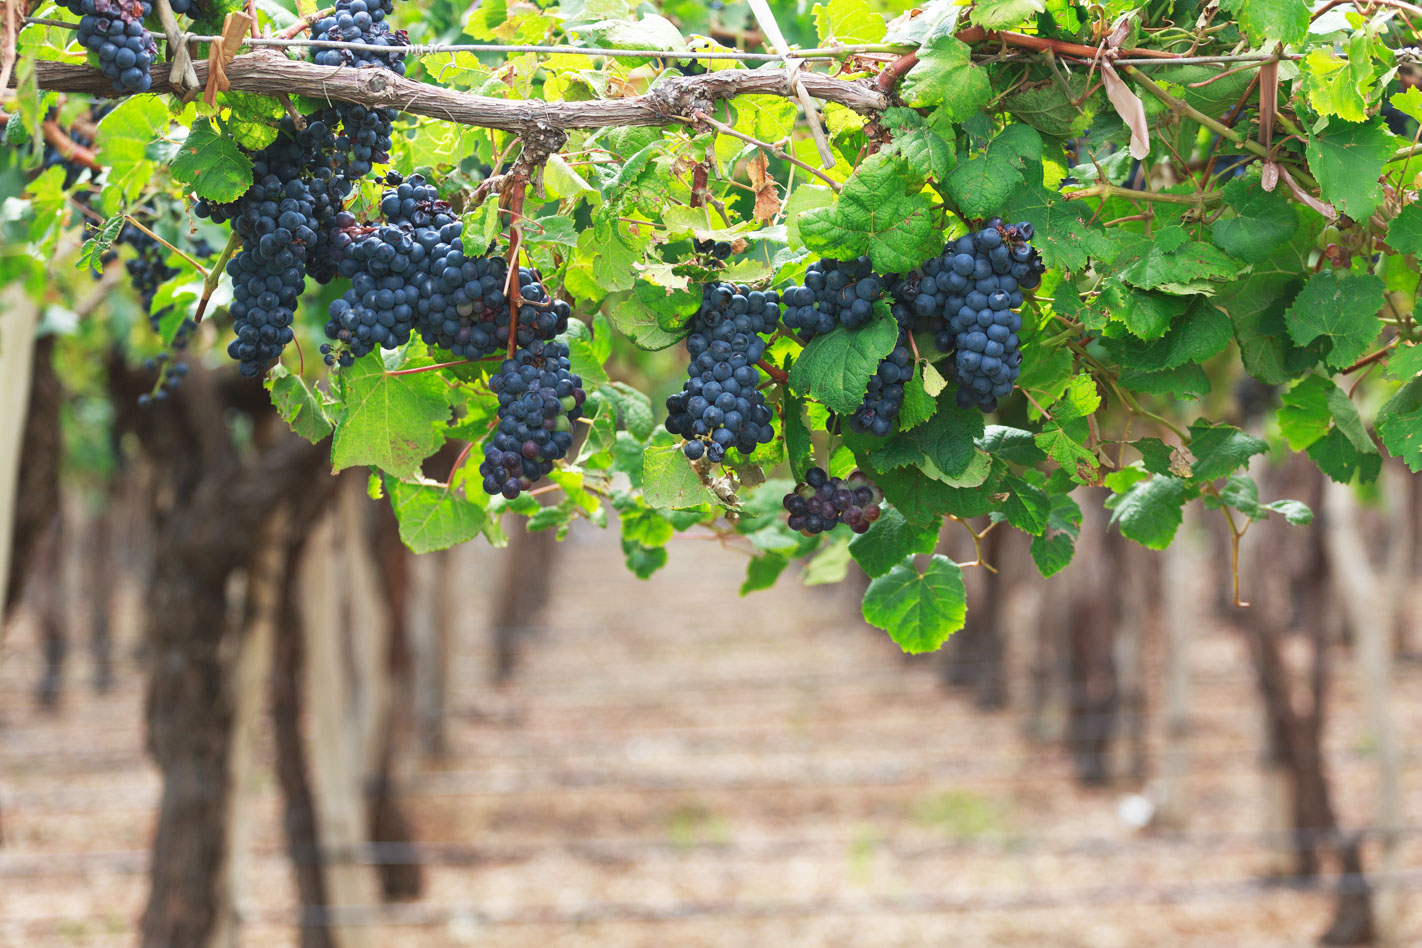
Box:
1305;121;1394;221
1105;475;1191;550
969;0;1045;30
798;152;937;273
330;352;452;478
641;444;718;508
386;477;487;554
898;33;991;119
788;312;899;415
266;366;334;443
1377;375;1422;472
1284;269;1384;370
861;554;967;653
812;0;886;45
170;117;254;204
847;507;940;578
1210;175;1299;264
1029;493;1081;577
1386;203;1422;255
1220;0;1311;47
1187;420;1268;481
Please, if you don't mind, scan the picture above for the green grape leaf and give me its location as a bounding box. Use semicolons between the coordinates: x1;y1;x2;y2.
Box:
1103;284;1190;341
1308;427;1382;484
812;0;887;45
77;213;124;274
330;352;452;478
741;553;789;595
1116;240;1238;296
1104;299;1231;369
861;554;967;654
1000;474;1051;535
970;0;1045;30
1386;203;1422;255
1284;269;1384;370
803;534;854;586
899;34;991;119
897;363;938;430
170;118;253;204
1210;175;1299;264
869;396;985;477
1029;492;1081;577
1035;419;1098;483
386;477;487;554
622;538;668;579
1384;343;1422;381
1004;179;1116;272
95;96;173;206
1326;384;1378;456
1277;375;1332;450
789;313;899;415
1187;420;1268;481
1305;121;1394;221
642;444;718;508
980;425;1046;465
1377;374;1422;471
1301;34;1377;123
1005;79;1095;139
947;125;1043;222
879;107;956;184
607;281;694;350
265;365;334;443
1117;364;1210;400
1105;475;1190;550
798;152;938;273
1211;224;1318;384
847;506;940;578
782;390;815;483
1219;0;1310;46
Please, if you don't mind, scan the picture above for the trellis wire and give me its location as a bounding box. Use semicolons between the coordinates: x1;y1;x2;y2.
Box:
20;17;1313;68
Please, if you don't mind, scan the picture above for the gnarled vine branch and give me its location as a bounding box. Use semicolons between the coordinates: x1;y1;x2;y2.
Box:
17;51;891;133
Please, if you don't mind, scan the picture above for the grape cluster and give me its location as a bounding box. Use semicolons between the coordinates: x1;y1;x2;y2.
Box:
850;336;911;436
780;256;885;338
62;0;157;94
480;340;586;499
311;0;406;179
782;468;883;536
197;115;347;376
664;282;780;463
323;173;569;365
917;219;1042;413
692;237;733;260
118;222;213;402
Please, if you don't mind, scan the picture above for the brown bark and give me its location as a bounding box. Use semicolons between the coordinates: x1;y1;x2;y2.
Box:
5;335;62;619
945;523;1008;710
1065;494;1122;786
491;519;558;683
87;506;115;693
271;475;341;948
368;502;423;902
22;51;890;133
32;520;65;708
107;353;330;948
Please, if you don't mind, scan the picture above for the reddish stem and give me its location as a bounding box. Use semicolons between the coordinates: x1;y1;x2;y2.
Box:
756;359;789;384
442;440;473;495
385;358;488;376
501;172;530;359
874;51;918;94
42;119;100;170
953;26;1178;60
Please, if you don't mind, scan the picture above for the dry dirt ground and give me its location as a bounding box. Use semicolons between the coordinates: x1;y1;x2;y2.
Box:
2;517;1421;946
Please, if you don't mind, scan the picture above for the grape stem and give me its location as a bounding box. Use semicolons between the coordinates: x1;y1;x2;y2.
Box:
500;169;530;359
948;515;998;574
193;229;241;325
124;215;209;278
442;441;473;495
756;359;789;384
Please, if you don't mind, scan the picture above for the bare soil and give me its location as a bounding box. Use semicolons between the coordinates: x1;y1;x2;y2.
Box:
2;519;1420;946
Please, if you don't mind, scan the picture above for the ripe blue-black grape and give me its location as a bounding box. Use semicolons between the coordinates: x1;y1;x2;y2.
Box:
783;468;883;535
323;173;569;364
119;221;213;400
59;0;157;94
780;256;885;338
664;282;780;463
311;0;406;179
901;218;1044;413
480;340;586;499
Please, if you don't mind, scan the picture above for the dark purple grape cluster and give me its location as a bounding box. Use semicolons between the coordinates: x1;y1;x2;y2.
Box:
913;219;1042;413
119;224;214;403
783;467;883;536
664;282;780;463
692;237;733;260
61;0;157;93
311;0;406;179
322;173;569;365
780;256;885;338
850;337;911;436
480;340;586;499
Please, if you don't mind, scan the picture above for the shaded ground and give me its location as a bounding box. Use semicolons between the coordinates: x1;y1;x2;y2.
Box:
2;518;1420;946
